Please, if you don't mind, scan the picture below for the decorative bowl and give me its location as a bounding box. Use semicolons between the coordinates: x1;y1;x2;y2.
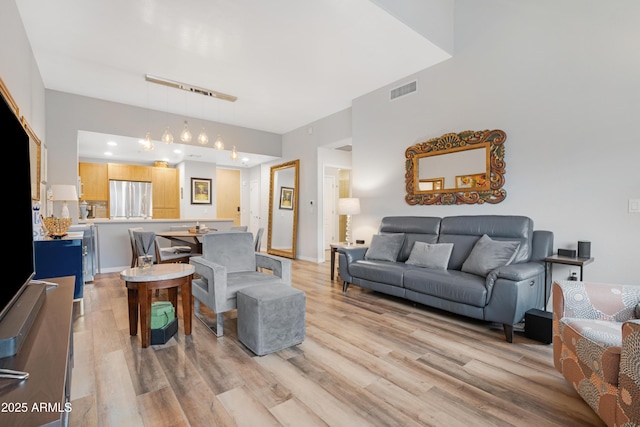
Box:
41;216;73;238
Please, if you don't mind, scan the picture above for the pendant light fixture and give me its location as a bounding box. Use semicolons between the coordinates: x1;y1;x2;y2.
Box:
230;146;239;161
197;97;208;145
197;129;209;145
180;120;192;142
161;127;174;144
143;132;154;151
213;134;224;150
143;81;154;151
161;87;173;144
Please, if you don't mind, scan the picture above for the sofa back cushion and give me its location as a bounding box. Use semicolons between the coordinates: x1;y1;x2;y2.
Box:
379;216;441;262
438;215;533;270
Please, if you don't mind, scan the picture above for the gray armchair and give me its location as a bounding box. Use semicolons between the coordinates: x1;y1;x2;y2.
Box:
190;231;291;337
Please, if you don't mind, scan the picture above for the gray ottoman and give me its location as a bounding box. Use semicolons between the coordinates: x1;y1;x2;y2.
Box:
237;284;306;356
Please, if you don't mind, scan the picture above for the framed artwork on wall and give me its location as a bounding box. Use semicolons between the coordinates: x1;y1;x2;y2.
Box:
191;178;212;204
279;187;294;210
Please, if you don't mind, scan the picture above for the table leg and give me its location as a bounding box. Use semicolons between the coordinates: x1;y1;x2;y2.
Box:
127;286;138;336
168;287;178;311
181;275;193;335
331;247;337;280
139;281;151;348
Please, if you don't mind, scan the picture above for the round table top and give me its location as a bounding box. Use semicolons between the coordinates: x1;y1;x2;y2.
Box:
120;263;195;282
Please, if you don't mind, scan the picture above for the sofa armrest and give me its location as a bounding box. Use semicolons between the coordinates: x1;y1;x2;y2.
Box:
619;319;640;425
337;246;368;263
337;247;368;286
553;281;640;322
490;262;544;282
256;252;292;285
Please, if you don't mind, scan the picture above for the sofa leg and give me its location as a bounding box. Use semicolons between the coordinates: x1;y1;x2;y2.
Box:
342;281;349;292
503;324;514;343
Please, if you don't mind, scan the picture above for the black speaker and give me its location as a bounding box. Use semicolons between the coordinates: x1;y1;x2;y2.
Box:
558;248;576;258
524;309;552;344
578;241;591;258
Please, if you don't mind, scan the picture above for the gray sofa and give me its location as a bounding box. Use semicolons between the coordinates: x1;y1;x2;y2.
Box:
338;215;553;342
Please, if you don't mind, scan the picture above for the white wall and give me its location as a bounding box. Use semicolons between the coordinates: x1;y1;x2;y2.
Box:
349;0;640;285
0;0;46;184
282;108;352;261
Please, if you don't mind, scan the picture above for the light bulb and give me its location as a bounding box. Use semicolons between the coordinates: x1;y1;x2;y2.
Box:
214;134;224;150
161;127;174;144
197;128;209;145
230;146;239;160
143;132;154;151
180;121;192;143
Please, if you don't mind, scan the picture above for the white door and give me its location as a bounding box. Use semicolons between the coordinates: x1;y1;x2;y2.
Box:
323;175;336;258
249;179;260;236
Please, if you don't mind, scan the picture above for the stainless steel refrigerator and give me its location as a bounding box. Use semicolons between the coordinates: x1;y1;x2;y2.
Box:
109;180;153;219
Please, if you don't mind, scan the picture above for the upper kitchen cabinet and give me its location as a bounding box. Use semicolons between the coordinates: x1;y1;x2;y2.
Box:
152;166;180;219
108;163;152;182
79;162;108;201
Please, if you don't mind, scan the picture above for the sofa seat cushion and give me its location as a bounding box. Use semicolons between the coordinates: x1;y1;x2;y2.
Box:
558;317;622;386
349;260;417;287
403;269;487;307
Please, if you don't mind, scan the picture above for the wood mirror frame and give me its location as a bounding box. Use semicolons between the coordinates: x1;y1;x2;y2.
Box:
405;129;506;205
267;159;300;259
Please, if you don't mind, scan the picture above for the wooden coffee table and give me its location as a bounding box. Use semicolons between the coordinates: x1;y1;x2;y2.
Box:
120;263;195;348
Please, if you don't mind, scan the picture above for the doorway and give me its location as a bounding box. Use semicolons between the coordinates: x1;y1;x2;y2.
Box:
216;168;240;225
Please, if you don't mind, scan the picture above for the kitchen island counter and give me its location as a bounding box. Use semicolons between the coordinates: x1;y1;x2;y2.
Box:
91;218;234;272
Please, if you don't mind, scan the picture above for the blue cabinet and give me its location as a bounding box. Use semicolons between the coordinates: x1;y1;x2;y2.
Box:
34;237;84;299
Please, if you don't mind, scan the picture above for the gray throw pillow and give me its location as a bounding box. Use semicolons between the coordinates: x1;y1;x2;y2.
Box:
461;234;520;277
405;242;454;270
364;234;405;262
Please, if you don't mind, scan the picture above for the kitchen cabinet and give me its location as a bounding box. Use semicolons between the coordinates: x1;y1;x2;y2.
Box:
152;167;180;219
79;162;108;200
108;163;152;182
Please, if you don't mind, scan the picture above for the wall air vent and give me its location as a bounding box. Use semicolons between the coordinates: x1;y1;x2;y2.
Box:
390;80;417;100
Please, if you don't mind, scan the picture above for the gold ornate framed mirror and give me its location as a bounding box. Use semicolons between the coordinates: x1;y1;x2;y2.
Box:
267;159;300;259
405;129;506;205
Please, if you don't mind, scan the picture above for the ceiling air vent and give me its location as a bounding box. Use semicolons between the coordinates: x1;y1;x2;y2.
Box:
336;145;352;152
390;80;417;100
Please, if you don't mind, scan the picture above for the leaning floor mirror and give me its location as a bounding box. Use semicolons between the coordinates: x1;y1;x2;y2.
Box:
267;159;299;259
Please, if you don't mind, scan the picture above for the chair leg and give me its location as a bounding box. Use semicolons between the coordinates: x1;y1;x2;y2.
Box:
343;281;349;292
194;300;225;337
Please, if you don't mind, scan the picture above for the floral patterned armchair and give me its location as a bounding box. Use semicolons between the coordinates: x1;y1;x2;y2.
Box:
553;280;640;427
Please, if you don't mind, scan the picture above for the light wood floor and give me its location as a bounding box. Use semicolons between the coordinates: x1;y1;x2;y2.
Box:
68;258;604;427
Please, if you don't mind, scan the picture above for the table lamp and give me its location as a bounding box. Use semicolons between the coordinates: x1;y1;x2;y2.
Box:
51;185;78;218
337;197;360;245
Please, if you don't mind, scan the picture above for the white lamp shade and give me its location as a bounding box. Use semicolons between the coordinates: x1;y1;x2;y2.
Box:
51;185;78;201
337;198;361;215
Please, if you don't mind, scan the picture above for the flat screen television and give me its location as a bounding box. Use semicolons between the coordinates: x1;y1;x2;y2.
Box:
0;91;43;358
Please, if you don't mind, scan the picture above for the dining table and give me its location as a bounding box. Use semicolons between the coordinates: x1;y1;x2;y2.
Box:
156;229;215;254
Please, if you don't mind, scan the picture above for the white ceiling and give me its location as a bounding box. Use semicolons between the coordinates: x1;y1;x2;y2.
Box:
16;0;450;165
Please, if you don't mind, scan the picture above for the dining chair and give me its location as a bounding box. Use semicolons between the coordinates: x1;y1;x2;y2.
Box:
128;227;144;267
254;227;264;252
132;230;193;265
